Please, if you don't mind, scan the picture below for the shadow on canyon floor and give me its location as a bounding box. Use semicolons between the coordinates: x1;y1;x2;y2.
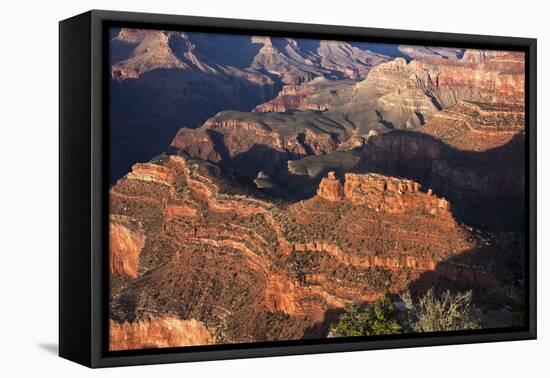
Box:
109;69;281;184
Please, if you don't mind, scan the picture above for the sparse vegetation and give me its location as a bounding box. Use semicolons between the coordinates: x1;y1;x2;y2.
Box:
330;296;401;337
401;288;481;332
499;280;526;327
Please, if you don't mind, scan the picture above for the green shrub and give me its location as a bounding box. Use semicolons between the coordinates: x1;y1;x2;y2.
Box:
402;288;481;332
330;296;401;337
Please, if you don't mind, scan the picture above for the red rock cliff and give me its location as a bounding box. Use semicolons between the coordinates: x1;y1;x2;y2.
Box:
317;171;451;217
110;316;214;351
253;85;329;112
109;215;145;279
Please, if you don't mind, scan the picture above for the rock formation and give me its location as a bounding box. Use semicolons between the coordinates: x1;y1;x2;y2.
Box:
171;110;344;179
172;49;525;185
253;85;329;113
249;37;389;84
108;31;527;347
109;154;519;348
316;172;344;201
109;215;145;279
108;29;279;183
316;172;451;217
359;99;525;229
109;316;214;351
111;29;187;80
112;29;389;84
397;45;464;61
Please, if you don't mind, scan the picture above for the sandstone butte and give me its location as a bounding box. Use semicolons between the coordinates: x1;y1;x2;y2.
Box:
108;155;520;349
317;171;450;217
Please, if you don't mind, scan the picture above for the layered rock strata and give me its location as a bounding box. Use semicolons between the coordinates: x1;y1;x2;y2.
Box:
109;316;214;351
317;172;450;216
109;155;514;348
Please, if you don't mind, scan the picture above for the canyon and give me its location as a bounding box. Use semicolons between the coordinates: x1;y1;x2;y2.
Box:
109;155;522;346
109;29;526;350
109;29;393;182
359;101;525;230
168;50;524;196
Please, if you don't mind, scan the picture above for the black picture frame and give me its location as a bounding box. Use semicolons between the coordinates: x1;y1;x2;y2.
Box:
59;9;537;368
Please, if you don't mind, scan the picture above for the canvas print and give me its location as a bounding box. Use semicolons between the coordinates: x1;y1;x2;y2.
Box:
108;27;526;351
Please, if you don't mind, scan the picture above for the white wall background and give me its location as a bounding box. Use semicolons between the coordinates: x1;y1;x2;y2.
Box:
0;0;546;376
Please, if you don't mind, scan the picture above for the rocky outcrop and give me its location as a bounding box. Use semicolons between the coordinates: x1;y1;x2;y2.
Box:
461;50;524;64
109;216;145;279
111;29;186;80
172;113;341;160
126;162;176;186
362;55;524;108
316;171;344;201
253;85;329;112
317;172;451;217
109;316;214;351
344;173;449;215
171;111;344;179
116;155;272;218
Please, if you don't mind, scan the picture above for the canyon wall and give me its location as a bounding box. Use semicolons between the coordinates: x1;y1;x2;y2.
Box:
253;85;330;113
359;100;525;229
109;216;145;279
361;100;525;193
108;154;514;347
317;171;451;217
171;111;344;179
363;54;524;108
110;316;214;351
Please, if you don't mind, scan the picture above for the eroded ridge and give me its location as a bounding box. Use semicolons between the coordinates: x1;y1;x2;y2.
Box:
110;156;510;345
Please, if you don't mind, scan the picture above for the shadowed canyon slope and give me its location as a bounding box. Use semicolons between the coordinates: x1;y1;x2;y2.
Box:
359;101;525;230
109;29;526;349
170;51;524;206
109;28;394;181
